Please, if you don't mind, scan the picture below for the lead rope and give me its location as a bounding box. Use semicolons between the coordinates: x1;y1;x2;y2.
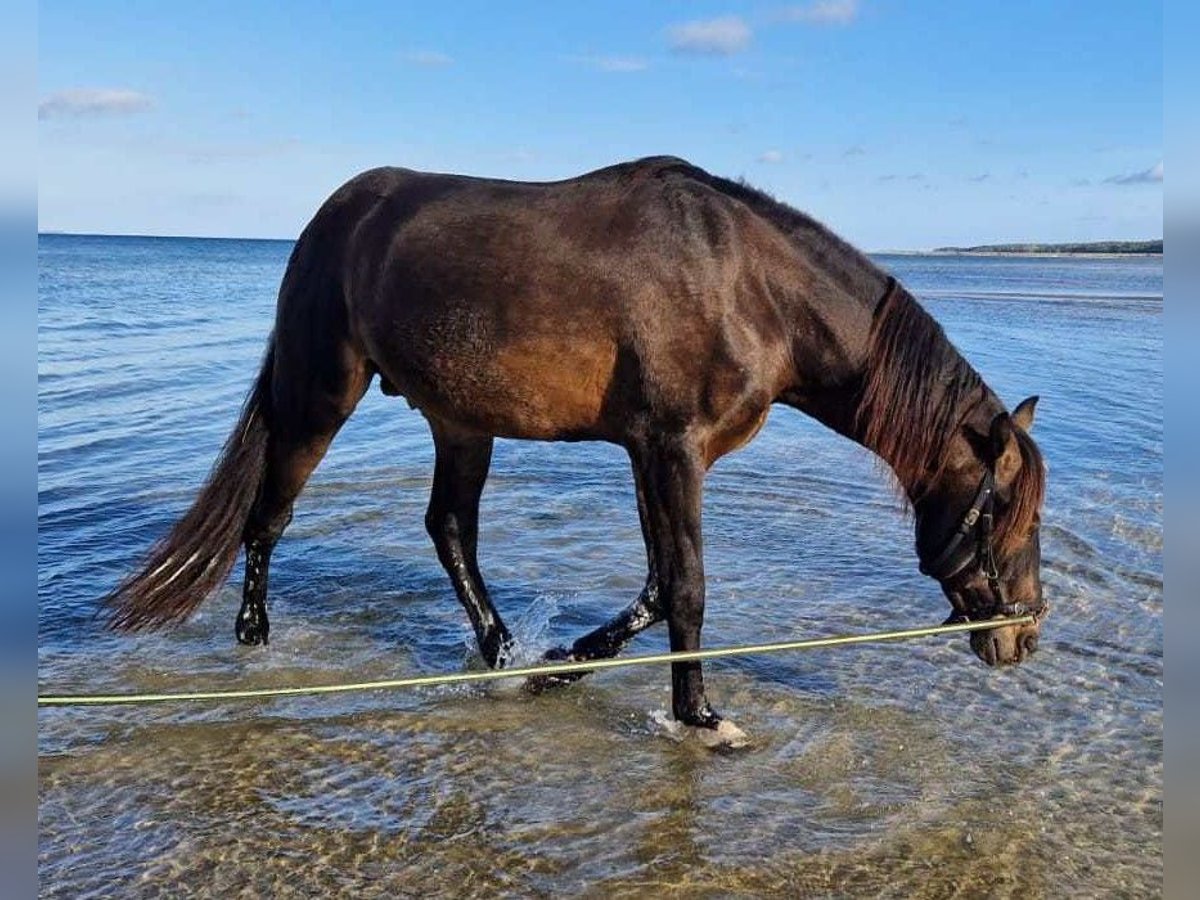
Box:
38;616;1033;708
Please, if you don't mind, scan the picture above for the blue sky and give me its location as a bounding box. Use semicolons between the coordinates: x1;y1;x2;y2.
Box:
38;1;1161;249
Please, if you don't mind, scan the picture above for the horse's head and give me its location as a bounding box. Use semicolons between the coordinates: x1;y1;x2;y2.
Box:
915;396;1047;666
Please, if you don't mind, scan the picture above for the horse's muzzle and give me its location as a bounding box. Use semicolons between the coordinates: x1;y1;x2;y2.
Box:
969;619;1041;666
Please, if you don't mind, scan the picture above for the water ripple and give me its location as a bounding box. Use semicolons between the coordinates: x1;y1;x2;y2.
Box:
38;237;1162;896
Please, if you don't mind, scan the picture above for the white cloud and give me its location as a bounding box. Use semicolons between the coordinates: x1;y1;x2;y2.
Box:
401;50;453;67
758;149;785;163
39;88;152;120
570;54;649;73
779;0;860;25
667;16;752;56
1106;161;1162;185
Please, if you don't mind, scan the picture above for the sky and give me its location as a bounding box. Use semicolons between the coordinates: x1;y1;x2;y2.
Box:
37;1;1162;250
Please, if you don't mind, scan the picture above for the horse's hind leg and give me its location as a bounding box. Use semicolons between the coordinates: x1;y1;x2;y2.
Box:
235;350;370;646
425;419;513;668
235;431;339;645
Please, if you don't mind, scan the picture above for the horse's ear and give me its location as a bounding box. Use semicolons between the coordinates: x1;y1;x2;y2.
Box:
1011;395;1039;432
989;412;1022;485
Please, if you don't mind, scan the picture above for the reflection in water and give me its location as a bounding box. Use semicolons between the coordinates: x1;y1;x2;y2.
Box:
39;239;1161;895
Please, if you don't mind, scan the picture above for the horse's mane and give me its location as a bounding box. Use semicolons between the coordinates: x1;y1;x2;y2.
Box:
1002;426;1046;555
857;285;1045;556
673;166;887;300
699;175;860;258
675;161;1044;554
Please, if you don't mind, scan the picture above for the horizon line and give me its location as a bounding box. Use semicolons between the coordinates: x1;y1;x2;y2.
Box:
38;230;1164;256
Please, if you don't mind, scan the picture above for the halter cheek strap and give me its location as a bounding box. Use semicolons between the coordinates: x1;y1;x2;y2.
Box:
918;469;1051;624
919;470;997;582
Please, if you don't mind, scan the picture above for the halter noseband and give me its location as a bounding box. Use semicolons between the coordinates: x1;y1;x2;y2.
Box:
919;470;1047;624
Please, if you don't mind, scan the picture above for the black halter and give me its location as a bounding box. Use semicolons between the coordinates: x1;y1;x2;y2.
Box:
919;470;1048;624
919;470;999;584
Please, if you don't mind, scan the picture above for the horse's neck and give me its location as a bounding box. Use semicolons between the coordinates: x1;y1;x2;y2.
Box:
776;273;997;502
774;270;888;440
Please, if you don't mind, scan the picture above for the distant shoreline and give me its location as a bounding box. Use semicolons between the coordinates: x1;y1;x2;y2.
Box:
928;239;1162;257
935;252;1161;259
879;249;1163;259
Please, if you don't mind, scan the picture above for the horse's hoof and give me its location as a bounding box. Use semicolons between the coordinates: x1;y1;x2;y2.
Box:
235;614;269;647
523;647;589;694
481;632;514;670
235;627;268;646
689;719;752;750
649;711;753;749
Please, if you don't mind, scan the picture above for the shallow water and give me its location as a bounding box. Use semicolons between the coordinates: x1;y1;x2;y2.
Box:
38;236;1161;897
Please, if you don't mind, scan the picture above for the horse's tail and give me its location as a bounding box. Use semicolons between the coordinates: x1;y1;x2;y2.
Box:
105;340;275;631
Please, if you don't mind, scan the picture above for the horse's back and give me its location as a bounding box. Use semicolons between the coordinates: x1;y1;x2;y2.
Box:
292;158;794;445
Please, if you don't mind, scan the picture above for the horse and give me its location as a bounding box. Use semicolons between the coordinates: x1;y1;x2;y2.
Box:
104;156;1048;744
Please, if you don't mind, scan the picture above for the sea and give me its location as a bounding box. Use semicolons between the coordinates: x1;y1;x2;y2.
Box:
38;234;1162;897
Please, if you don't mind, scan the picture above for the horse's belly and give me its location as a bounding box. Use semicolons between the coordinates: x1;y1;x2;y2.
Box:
374;325;620;441
483;334;618;438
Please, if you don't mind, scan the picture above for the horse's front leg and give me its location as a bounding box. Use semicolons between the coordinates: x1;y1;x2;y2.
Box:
634;438;713;726
526;473;663;691
631;434;747;746
524;576;662;692
570;577;662;660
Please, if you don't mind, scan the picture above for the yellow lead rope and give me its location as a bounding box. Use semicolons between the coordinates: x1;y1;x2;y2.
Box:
37;616;1032;708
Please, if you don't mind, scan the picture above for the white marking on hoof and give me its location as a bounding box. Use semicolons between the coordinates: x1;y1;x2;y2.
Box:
692;719;752;750
648;711;751;749
648;709;684;742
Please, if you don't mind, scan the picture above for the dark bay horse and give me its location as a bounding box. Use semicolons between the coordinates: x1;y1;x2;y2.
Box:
105;156;1047;740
